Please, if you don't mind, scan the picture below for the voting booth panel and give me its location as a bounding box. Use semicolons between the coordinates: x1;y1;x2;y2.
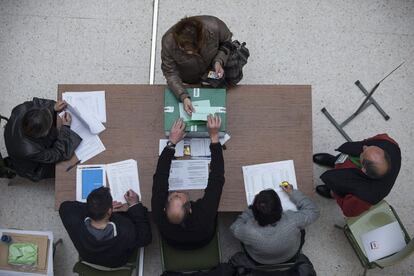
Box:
164;88;227;137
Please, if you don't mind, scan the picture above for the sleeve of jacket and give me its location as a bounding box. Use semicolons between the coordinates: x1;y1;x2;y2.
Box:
161;36;189;101
286;190;320;229
332;193;372;217
152;147;175;224
27;125;82;164
212;18;233;67
196;143;225;220
59;201;87;245
125;203;152;247
230;209;256;246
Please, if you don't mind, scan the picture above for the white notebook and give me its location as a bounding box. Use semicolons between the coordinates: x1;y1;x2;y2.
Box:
242;160;298;211
361;221;406;262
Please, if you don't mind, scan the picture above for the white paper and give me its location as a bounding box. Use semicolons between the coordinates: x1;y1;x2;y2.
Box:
242;160;298;211
179;100;211;121
65;104;105;135
159;139;184;157
361;221;406;262
219;133;231;145
190;138;211;157
106;159;141;204
169;160;210;190
75;135;106;163
62;91;107;123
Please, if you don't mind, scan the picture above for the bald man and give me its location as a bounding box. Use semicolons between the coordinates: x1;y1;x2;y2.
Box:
313;134;401;217
152;116;224;249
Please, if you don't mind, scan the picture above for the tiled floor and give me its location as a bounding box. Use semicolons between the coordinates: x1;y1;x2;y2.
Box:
1;1;414;275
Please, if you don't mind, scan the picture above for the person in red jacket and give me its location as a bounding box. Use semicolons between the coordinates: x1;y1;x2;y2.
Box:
313;134;401;217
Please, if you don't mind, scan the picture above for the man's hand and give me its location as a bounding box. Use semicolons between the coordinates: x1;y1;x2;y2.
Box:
207;114;221;143
112;201;128;212
124;189;140;206
281;184;294;194
169;118;186;145
54;100;67;112
61;112;72;126
214;61;224;79
183;98;195;116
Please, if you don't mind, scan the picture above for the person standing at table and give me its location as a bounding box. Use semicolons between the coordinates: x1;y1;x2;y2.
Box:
59;187;152;268
4;97;81;181
152;115;224;249
161;15;233;116
313;134;401;217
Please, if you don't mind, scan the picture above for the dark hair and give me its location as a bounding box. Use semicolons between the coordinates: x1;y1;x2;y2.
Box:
252;190;283;226
86;187;113;221
172;17;203;53
22;108;53;138
363;150;392;179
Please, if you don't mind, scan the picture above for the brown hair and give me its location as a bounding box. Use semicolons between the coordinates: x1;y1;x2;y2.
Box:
172;17;203;53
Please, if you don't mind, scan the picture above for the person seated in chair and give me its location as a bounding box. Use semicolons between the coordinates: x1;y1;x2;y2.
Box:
152;115;224;250
161;15;233;116
313;133;401;217
59;187;152;268
4;98;81;181
230;184;319;265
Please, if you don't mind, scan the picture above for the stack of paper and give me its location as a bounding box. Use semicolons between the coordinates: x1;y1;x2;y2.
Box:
242;160;298;211
168;160;210;191
158;134;231;157
76;159;141;203
62;91;106;163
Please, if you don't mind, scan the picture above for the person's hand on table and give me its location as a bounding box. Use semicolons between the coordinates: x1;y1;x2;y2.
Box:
183;98;195;116
207;114;221;143
112;201;128;212
214;61;224;79
169;118;186;145
54;100;67;112
124;189;140;207
61;112;72;126
281;183;294;194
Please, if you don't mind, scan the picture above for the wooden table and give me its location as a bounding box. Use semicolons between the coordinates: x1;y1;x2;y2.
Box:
55;85;313;211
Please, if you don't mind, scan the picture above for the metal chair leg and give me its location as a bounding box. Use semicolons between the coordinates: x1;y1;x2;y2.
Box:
53;238;63;259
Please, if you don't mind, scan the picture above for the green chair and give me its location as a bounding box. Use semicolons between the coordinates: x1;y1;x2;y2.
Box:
73;248;139;276
335;200;413;276
160;229;221;273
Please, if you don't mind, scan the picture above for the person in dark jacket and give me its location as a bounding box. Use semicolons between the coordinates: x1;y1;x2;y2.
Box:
161;15;232;115
59;187;152;268
4;97;81;181
313;134;401;217
152;116;224;250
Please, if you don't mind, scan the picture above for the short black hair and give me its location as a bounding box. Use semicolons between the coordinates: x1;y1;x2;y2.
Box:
86;187;113;221
363;150;392;179
22;108;53;138
252;189;283;226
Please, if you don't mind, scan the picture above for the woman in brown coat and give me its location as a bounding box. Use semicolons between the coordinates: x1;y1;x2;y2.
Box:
161;15;232;115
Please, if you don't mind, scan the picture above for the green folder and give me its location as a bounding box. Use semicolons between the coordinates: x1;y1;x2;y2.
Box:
164;88;227;137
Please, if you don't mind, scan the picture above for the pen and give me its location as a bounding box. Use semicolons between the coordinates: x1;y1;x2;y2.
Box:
66;160;81;172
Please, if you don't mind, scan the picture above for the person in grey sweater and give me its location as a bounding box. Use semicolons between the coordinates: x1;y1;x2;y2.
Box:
230;184;320;264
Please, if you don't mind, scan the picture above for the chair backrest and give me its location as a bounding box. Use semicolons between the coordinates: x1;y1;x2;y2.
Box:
73;261;134;276
160;228;221;273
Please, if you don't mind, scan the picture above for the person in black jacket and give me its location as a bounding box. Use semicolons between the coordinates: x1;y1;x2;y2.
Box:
59;187;152;268
4;97;81;181
152;116;225;250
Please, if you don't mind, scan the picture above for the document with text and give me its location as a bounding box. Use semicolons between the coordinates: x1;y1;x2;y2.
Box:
106;159;141;204
242;160;298;211
169;160;210;190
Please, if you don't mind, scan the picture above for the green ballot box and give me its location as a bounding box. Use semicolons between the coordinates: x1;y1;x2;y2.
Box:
164;88;227;137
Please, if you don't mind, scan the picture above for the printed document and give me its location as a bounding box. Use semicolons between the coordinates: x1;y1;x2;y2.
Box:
106;159;141;203
179;100;211;122
62;91;107;122
169;160;210;190
242;160;298;211
361;221;406;262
